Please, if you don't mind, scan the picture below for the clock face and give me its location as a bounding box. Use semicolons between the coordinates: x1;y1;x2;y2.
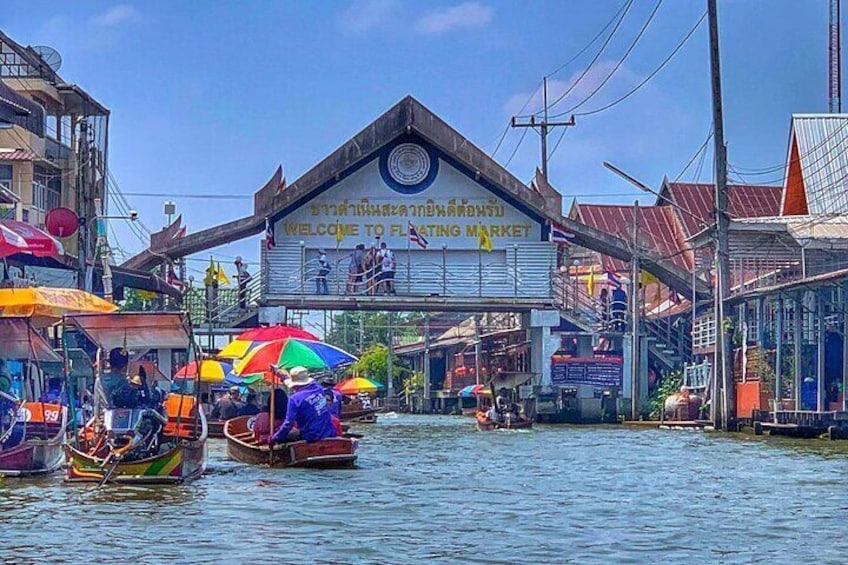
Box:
386;143;431;186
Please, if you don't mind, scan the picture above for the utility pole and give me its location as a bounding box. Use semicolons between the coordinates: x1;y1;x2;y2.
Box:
423;313;431;414
511;76;576;180
830;0;842;113
630;201;641;421
708;0;735;431
387;311;394;399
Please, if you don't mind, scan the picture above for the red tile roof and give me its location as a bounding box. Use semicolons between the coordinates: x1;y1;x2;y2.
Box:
661;182;782;238
576;203;691;273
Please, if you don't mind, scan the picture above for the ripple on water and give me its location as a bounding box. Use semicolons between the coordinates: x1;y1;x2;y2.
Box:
2;415;848;563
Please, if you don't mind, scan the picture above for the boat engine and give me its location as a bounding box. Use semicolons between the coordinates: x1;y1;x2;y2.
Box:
103;408;168;458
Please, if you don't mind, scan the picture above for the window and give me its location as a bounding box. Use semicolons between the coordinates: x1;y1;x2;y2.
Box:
32;165;61;211
0;164;11;192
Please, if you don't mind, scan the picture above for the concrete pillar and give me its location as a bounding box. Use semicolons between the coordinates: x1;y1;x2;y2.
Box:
774;295;783;422
793;293;803;411
528;309;560;387
817;290;825;413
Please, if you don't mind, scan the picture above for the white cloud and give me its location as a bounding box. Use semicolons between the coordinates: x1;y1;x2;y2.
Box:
338;0;398;33
91;4;142;27
414;2;493;35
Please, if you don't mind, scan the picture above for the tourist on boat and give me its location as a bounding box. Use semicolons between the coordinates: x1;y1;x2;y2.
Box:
96;347;131;409
41;376;63;403
270;366;337;444
321;378;343;418
252;388;288;444
238;390;261;416
316;249;331;295
211;386;242;421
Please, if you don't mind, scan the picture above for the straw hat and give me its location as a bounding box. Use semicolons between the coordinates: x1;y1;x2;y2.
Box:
129;375;143;387
284;366;314;389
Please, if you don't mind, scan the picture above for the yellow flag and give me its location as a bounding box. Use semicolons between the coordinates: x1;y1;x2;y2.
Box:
204;257;216;287
217;262;231;287
335;221;343;248
586;272;595;297
478;224;493;252
641;271;660;286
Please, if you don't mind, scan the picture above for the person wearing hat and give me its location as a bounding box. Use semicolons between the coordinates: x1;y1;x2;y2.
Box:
211;386;242;421
316;249;331;295
270;366;337;444
234;256;251;310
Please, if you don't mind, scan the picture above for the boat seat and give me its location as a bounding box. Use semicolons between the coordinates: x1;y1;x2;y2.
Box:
163;394;202;439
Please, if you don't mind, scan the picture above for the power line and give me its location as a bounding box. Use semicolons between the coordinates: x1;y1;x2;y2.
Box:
673;124;713;182
573;10;707;118
120;192;253;200
549;0;664;119
539;0;635;116
504;127;529;168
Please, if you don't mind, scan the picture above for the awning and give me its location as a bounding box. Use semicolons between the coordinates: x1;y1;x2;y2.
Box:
0;220;64;260
0;148;36;161
0;317;62;361
67;312;191;351
0;287;117;326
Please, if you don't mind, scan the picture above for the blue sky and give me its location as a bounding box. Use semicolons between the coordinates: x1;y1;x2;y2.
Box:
3;0;831;282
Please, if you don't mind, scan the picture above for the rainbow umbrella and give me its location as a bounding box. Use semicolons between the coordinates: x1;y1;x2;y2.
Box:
459;385;478;397
335;377;380;395
218;325;319;360
236;338;357;376
174;360;234;384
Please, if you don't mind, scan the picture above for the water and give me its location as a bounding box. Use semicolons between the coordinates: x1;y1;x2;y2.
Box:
2;415;848;564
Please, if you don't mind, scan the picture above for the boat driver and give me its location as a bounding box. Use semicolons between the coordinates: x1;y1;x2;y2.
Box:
96;348;131;409
269;366;337;445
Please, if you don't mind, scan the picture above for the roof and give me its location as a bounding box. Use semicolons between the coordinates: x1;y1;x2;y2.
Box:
728;265;848;305
67;312;191;351
0;148;36;161
782;114;848;215
574;203;691;272
659;181;782;238
0;317;61;361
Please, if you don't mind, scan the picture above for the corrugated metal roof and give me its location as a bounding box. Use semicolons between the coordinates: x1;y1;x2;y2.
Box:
0;317;62;361
576;204;691;272
68;312;191;351
790;114;848;215
663;182;782;238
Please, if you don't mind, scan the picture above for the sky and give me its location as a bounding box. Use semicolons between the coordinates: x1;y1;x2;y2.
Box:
2;0;833;285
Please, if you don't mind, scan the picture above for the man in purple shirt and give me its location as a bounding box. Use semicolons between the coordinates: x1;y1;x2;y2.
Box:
270;366;337;444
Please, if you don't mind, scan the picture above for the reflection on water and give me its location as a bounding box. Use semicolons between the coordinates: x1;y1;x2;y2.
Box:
1;415;848;564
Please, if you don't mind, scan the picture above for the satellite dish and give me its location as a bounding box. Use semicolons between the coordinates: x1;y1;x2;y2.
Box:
46;207;79;238
33;46;63;73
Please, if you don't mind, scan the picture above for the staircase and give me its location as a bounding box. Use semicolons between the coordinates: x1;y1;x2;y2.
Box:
551;271;691;369
184;275;262;329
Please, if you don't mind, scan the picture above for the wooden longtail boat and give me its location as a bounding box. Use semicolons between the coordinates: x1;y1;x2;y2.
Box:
0;318;70;477
207;419;226;439
61;312;209;484
340;404;379;424
0;401;68;477
64;395;208;484
475;410;534;431
224;415;357;469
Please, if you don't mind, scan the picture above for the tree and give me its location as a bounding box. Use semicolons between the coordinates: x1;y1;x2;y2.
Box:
324;311;424;354
348;344;407;389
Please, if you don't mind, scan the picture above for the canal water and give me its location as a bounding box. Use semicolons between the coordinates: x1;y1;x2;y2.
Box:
2;415;848;564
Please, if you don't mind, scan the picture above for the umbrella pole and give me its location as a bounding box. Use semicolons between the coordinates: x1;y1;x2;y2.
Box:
269;382;275;465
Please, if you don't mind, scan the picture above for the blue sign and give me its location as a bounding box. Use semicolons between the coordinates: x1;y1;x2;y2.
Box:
551;357;623;388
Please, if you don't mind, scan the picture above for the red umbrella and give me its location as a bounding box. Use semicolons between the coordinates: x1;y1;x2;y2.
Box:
0;220;64;259
236;324;318;342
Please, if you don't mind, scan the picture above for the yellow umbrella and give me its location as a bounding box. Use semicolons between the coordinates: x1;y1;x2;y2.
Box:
217;339;254;359
0;287;117;325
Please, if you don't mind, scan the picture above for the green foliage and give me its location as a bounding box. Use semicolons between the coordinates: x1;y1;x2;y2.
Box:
402;370;425;394
348;344;407;389
643;370;683;420
324;311;424;354
119;288;150;312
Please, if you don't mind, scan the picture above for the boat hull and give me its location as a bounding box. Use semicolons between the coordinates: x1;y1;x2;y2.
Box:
64;441;207;484
0;441;65;477
475;412;534;431
207;420;226;439
341;407;379;424
225;416;357;469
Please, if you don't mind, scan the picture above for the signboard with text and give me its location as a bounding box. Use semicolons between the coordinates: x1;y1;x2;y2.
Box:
550;356;623;388
276;151;541;251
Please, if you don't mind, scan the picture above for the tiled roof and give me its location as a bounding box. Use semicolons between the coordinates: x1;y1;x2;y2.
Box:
575;204;691;272
661;182;782;238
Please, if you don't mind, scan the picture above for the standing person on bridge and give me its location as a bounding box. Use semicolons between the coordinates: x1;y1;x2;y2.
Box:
347;244;365;294
235;257;251;310
378;241;395;295
316;249;331;295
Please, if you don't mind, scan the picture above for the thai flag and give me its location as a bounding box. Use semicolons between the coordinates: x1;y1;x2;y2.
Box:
549;222;575;245
606;270;622;290
408;221;429;249
265;217;275;250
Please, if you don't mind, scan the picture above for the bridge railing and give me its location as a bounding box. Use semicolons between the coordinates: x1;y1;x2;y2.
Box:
261;253;555;300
